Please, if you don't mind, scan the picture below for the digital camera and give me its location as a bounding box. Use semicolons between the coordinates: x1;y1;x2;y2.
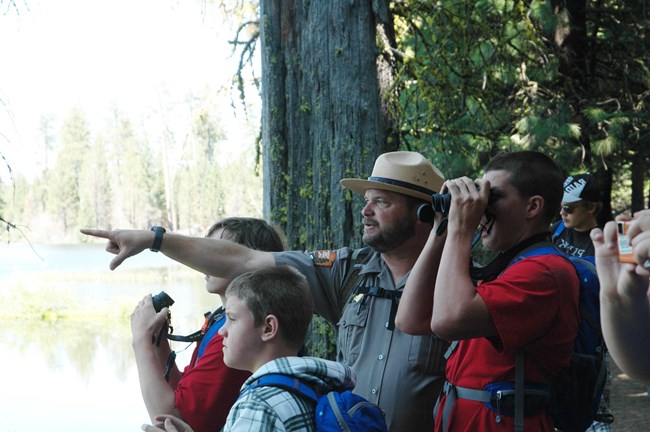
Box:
616;221;635;264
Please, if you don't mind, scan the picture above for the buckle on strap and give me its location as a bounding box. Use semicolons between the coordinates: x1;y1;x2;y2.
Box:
436;379;551;430
354;286;403;331
437;381;491;432
442;381;492;402
435;381;457;432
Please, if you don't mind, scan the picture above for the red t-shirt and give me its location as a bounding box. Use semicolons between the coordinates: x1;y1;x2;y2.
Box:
435;255;580;431
175;328;250;432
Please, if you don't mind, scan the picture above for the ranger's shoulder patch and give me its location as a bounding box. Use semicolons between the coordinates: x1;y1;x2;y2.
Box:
310;250;337;267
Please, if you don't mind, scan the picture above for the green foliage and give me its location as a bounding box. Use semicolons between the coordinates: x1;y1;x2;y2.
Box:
1;96;263;241
77;136;112;233
46;108;91;235
391;0;650;209
304;316;337;360
104;109;157;228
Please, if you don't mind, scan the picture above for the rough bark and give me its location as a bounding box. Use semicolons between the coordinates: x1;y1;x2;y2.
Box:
631;151;647;213
260;0;394;250
259;0;395;358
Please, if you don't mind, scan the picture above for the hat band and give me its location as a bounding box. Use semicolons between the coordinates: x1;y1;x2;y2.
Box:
367;176;434;197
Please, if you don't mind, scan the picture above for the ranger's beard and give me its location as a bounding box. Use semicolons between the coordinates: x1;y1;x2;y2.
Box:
363;217;416;253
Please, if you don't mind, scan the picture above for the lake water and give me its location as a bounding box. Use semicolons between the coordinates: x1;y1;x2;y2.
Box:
0;243;219;432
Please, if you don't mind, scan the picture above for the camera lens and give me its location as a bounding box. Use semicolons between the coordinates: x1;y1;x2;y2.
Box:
152;291;175;312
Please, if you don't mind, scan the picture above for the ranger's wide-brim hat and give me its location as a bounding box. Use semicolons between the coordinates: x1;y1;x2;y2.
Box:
340;151;445;203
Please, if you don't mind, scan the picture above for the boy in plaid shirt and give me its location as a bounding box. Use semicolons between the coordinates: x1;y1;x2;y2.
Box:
144;266;356;432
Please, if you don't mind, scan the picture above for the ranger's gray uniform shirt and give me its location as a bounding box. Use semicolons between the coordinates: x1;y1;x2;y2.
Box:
273;247;447;431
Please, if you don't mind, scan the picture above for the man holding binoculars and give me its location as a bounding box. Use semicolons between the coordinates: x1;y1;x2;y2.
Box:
397;151;580;432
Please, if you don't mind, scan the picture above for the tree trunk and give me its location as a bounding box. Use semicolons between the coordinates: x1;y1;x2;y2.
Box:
162;130;177;230
259;0;395;358
260;0;394;250
552;0;593;166
631;150;647;213
597;168;613;227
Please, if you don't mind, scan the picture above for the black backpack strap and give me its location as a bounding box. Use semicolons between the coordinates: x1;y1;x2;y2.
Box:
514;348;525;432
340;247;406;331
355;286;402;331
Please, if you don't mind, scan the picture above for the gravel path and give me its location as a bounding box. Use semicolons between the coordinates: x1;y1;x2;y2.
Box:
609;360;650;431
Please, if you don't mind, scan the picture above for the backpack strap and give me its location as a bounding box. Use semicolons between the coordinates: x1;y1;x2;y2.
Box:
249;374;387;432
514;348;525;432
245;373;319;404
435;377;550;432
552;221;565;242
340;248;403;331
567;256;601;335
340;247;373;305
443;340;459;360
515;247;604;340
354;286;402;330
161;308;224;382
434;242;561;430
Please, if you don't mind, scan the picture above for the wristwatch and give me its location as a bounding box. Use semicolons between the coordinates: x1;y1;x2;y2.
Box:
150;226;166;252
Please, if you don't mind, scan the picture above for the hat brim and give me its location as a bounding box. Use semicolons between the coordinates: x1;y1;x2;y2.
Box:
340;178;434;203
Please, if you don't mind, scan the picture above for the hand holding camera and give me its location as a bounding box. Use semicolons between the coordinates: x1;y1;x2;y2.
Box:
616;212;650;271
151;291;175;346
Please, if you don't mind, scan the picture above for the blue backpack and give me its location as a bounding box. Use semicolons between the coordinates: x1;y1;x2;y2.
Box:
248;373;388;432
511;244;610;432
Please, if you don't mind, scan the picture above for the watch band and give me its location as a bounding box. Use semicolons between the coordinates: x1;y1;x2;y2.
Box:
150;226;166;252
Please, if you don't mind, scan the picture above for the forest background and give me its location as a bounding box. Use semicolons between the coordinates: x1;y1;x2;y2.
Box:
2;0;648;249
1;0;649;359
0;0;263;244
1;3;649;430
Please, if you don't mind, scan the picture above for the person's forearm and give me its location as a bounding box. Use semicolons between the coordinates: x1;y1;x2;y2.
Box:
431;228;485;340
601;287;650;383
159;234;275;278
594;218;650;383
153;338;182;388
133;337;183;422
81;228;277;274
396;229;445;335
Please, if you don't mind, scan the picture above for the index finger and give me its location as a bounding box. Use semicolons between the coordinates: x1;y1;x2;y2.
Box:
141;425;164;432
80;228;111;239
477;178;491;200
446;176;475;195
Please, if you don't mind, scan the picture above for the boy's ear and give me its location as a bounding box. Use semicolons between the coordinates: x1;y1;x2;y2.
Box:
261;314;280;342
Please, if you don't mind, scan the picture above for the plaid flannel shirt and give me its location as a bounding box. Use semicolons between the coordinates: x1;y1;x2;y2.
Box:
222;356;355;432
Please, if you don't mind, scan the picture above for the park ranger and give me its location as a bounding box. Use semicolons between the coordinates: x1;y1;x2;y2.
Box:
82;151;449;431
